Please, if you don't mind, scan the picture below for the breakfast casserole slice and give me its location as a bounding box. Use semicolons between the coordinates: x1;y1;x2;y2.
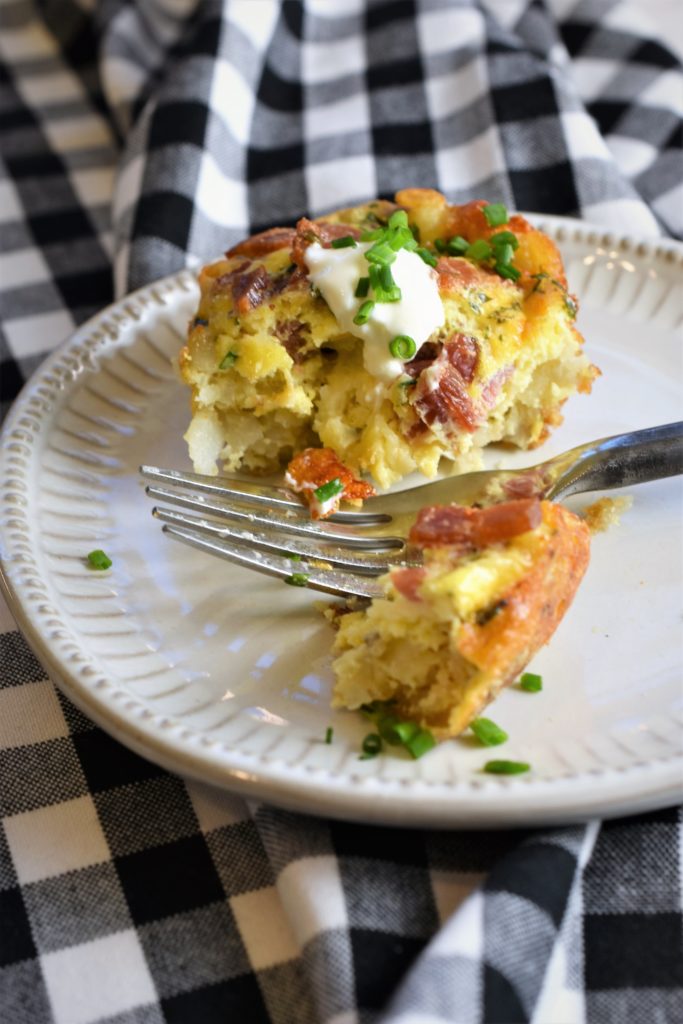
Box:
180;189;597;488
330;498;590;738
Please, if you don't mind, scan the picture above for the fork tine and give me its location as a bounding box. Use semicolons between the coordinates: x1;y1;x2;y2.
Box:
140;465;390;524
152;506;408;574
145;485;404;550
161;524;384;599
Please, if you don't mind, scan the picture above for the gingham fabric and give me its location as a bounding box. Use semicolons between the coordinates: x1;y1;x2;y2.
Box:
1;1;682;1022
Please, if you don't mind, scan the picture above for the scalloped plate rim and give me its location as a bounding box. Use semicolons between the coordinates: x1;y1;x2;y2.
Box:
1;214;682;828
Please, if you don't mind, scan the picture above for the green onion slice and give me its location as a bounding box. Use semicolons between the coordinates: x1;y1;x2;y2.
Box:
355;276;370;298
379;264;396;291
434;238;447;253
483;759;530;774
314;477;344;503
219;351;238;370
388;226;414;251
368;264;400;303
353;300;375;325
365;240;396;265
466;239;493;261
389;335;417;360
360;733;383;759
331;235;357;248
405;728;436;759
361;228;384;242
495;243;514;267
446;236;469;255
496;263;521;281
482;203;509;227
378;716;419;746
87;549;112;570
325;726;334;744
490;230;519;250
388;209;409;229
416;247;438;268
284;573;309;587
470;717;509;747
520;672;543;692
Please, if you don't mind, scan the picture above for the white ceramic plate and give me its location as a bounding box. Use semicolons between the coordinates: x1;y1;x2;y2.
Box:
1;217;682;828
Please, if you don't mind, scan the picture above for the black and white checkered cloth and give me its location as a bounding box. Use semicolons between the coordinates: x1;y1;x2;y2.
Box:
1;1;682;1022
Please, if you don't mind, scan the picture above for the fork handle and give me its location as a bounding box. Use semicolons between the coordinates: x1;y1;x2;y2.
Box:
546;422;683;500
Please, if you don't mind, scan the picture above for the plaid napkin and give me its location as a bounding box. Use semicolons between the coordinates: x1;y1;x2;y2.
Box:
1;2;682;1022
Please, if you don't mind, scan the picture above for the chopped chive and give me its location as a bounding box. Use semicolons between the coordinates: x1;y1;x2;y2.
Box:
495;243;514;267
219;351;238;369
434;238;447;253
388;209;409;229
389;335;417;360
365;240;396;265
416;247;438;268
378;716;419;746
405;728;436;759
353;299;375;325
314;477;344;503
192;316;208;327
446;235;469;256
388;227;414;252
360;733;383;759
331;235;357;248
87;549;112;570
482;202;508;227
379;264;395;291
520;672;543;692
496;262;521;281
483;759;530;775
564;295;578;319
355;276;370;298
470;717;509;747
490;230;519;250
398;377;417;389
370;262;401;302
325;726;334;744
285;573;309;587
466;239;493;261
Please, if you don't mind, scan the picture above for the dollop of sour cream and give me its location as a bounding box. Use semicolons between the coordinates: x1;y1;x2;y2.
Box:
304;242;444;381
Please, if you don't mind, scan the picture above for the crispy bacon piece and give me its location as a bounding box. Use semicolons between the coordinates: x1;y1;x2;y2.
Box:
291;218;362;270
391;567;427;603
230;265;272;315
412;334;480;433
286;448;375;519
409;499;542;550
437;255;495;292
214;261;301;315
275;320;310;363
446;333;479;383
403;342;439;379
227;227;296;258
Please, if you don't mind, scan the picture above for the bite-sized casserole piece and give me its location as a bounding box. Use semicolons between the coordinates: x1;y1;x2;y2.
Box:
180;188;597;488
330;498;590;738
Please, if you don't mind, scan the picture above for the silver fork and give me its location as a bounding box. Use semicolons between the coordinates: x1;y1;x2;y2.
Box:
141;422;682;599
